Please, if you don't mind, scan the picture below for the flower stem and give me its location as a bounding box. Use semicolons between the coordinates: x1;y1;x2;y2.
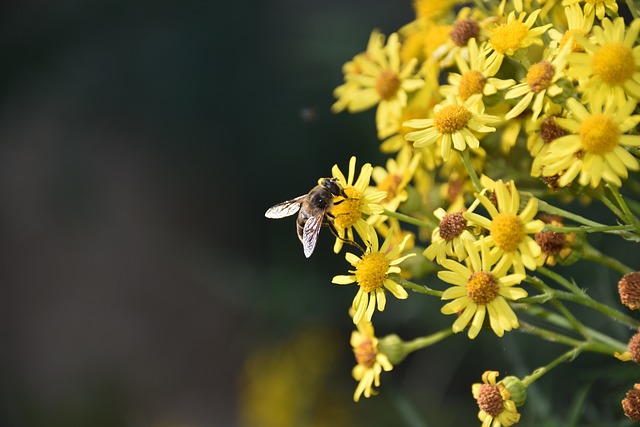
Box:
458;149;483;193
403;328;453;354
607;184;640;233
582;242;634;275
390;273;443;297
537;200;607;227
543;224;635;234
520;345;584;388
382;209;435;230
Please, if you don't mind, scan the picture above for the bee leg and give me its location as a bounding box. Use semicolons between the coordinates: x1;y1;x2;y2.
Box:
325;220;365;252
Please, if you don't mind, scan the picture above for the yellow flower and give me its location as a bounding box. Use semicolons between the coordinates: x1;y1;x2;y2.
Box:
464;179;545;275
438;238;527;339
424;207;476;264
472;371;521;426
330;156;387;253
486;9;552;75
504;41;572;121
332;32;425;138
440;38;516;113
536;97;640;188
547;4;593;54
371;148;421;215
350;321;393;402
332;225;415;324
561;0;618;22
404;95;500;161
432;7;485;68
567;17;640;106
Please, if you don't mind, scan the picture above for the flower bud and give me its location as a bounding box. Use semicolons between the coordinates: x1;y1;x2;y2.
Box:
501;376;527;407
377;334;407;365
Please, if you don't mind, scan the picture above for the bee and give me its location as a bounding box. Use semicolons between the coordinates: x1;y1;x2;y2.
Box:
265;177;350;258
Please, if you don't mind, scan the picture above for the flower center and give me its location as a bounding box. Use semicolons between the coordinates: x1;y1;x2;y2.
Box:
439;211;467;241
376;70;401;100
560;29;587;53
331;187;363;230
490;20;528;54
491;213;525;252
592;42;635;85
459;70;486;101
450;18;480;47
378;174;403;202
355;252;390;293
467;271;499;305
477;383;506;417
540;116;567;143
535;230;566;255
527;61;555;93
354;337;377;368
579;114;619;155
433;105;472;134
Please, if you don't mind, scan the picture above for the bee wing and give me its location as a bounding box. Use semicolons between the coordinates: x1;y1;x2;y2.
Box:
265;195;305;218
302;212;325;258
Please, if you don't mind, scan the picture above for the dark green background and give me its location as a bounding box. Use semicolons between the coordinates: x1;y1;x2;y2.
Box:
1;1;638;426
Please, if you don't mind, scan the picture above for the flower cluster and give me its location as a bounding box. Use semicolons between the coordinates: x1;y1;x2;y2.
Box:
266;0;640;423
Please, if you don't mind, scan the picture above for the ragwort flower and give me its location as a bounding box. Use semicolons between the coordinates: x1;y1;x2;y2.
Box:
567;17;640;106
332;32;425;137
424;207;476;264
350;321;393;402
485;9;552;76
472;371;522;426
536;97;640;188
439;238;527;339
330;156;387;253
464;179;545;275
333;225;415;324
404;95;500;162
561;0;618;22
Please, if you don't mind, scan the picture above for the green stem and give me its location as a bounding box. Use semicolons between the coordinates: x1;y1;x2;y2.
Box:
582;243;634;275
518;321;584;350
459;149;483;193
590;188;627;222
520;346;584;388
544;224;635;234
382;209;435;230
537;200;607;227
607;184;640;233
403;328;453;354
390;273;443;297
515;304;628;354
531;269;640;329
525;275;588;339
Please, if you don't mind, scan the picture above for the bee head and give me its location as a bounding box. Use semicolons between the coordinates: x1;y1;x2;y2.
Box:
319;177;344;197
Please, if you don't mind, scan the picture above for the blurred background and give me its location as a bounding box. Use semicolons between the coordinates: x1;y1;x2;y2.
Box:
1;1;639;426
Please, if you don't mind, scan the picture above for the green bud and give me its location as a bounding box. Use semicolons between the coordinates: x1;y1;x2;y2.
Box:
501;376;527;407
377;334;407;365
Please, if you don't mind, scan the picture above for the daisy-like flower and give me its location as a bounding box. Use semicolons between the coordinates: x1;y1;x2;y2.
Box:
561;0;618;22
485;9;552;76
404;94;500;162
504;42;572;121
330;156;387;253
424;207;476;264
440;38;516;113
332;225;415;324
332;32;425;138
567;17;640;106
536;97;640;188
526;104;567;157
432;7;485;68
464;179;545;275
472;371;521;426
547;4;593;54
439;237;527;339
350;321;393;402
371;148;421;214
